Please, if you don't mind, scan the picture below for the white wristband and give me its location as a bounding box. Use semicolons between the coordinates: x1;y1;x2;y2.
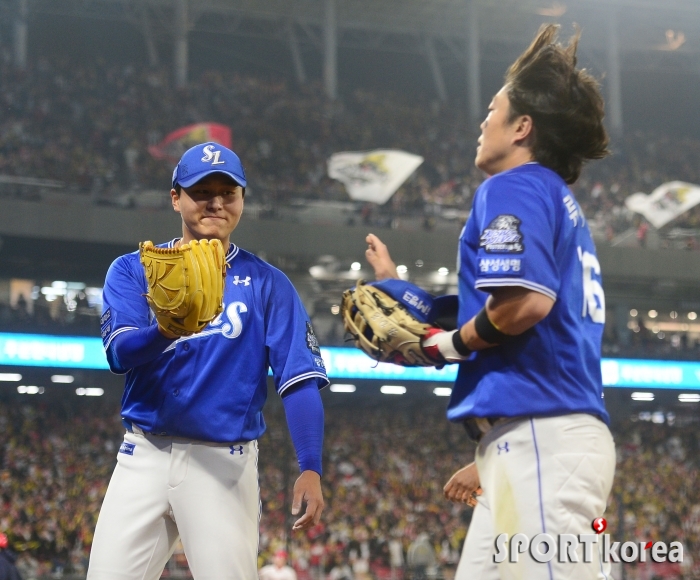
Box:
422;329;469;363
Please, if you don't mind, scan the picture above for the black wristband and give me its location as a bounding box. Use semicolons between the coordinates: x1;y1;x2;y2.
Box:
451;329;472;356
474;307;512;345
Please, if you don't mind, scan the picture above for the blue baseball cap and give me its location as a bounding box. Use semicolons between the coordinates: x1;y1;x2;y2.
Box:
172;142;247;189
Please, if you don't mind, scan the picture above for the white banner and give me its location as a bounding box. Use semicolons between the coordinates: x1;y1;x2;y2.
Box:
625;181;700;229
328;149;424;205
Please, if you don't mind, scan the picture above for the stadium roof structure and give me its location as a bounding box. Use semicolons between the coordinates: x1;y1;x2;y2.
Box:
22;0;700;57
9;0;700;135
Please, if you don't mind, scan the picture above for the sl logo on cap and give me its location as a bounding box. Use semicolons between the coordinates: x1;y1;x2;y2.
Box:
201;144;226;165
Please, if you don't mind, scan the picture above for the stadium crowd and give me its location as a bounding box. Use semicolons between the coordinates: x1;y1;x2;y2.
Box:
1;399;699;579
3;53;700;239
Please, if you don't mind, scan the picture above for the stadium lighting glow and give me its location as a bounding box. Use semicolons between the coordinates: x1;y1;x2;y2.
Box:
0;373;22;381
17;385;44;394
396;265;408;274
631;392;654;401
330;305;340;315
350;262;362;271
670;311;678;319
437;267;449;276
433;387;452;397
629;309;638;317
688;312;697;320
75;388;104;397
330;384;356;393
648;310;658;319
51;374;74;383
679;394;700;403
380;385;406;395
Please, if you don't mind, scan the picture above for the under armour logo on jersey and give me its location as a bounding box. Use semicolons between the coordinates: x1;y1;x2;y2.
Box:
232;276;251;286
229;445;244;455
201;144;226;165
497;442;510;455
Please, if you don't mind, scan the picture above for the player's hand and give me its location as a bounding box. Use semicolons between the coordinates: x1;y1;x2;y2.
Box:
365;233;399;280
291;470;324;532
444;462;482;507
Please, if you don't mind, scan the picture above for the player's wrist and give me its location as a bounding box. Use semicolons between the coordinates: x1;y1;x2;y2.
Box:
421;328;471;364
474;307;513;345
300;468;322;479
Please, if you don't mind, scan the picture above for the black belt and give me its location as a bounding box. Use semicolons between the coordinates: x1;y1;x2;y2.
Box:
463;417;499;442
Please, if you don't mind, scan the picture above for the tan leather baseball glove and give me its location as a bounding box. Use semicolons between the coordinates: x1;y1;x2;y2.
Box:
341;279;436;366
139;239;226;337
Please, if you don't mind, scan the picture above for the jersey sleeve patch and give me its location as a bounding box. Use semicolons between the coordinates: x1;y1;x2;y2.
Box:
479;214;524;253
306;322;321;355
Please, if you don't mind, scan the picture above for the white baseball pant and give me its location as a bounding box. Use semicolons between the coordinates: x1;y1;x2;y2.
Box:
456;413;616;580
87;427;260;580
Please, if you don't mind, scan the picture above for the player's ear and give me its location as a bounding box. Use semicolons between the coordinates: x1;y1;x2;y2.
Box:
171;187;181;213
512;114;534;146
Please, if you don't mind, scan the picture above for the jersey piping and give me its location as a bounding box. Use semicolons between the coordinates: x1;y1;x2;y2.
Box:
473;278;558;301
104;326;139;350
278;372;330;396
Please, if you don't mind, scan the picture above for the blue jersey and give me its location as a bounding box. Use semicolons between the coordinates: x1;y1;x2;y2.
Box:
101;239;329;442
448;163;609;424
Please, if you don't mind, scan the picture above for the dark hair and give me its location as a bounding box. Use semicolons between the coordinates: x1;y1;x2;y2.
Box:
505;24;609;184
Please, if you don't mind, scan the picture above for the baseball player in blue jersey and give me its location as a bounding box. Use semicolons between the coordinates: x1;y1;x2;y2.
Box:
366;26;615;579
88;142;328;579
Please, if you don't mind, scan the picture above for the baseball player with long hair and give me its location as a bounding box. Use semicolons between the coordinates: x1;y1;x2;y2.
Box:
88;143;328;579
365;25;615;579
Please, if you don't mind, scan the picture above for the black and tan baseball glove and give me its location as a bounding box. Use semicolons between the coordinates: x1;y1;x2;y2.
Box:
341;279;438;366
139;239;227;337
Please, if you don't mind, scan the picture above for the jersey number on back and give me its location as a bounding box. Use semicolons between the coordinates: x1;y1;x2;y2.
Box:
579;247;605;324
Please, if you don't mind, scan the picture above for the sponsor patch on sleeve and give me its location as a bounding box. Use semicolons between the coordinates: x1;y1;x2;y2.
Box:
314;356;326;370
306;322;321;355
119;442;135;456
479;215;524;253
101;324;112;340
100;309;112;327
478;258;523;276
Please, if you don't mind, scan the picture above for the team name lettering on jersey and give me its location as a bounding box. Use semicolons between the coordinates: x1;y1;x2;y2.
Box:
479;215;524;253
163;301;249;352
206;301;248;339
479;258;522;274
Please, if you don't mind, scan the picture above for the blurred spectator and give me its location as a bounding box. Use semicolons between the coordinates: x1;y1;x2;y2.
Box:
259;550;297;580
7;55;700;242
3;398;698;579
406;533;437;579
